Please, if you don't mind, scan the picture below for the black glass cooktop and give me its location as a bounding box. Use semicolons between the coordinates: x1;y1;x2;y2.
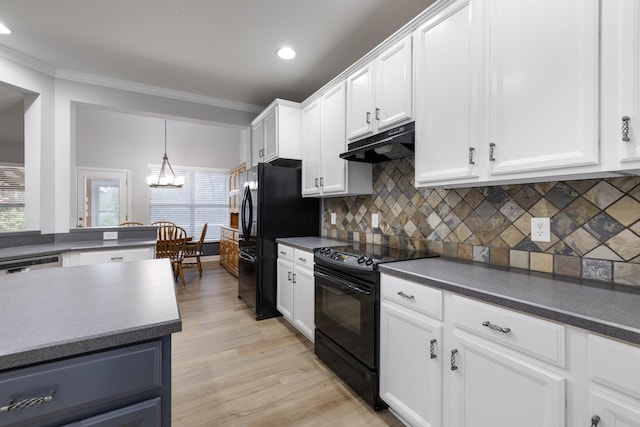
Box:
315;243;438;271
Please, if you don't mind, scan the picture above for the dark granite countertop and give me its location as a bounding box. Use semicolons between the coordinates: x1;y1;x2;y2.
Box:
0;239;157;263
0;259;182;370
379;258;640;346
275;237;347;252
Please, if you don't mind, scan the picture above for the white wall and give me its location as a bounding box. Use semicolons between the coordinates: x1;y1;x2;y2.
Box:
75;107;245;223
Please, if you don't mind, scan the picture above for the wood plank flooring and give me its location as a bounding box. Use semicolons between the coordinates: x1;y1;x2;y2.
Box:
171;263;403;427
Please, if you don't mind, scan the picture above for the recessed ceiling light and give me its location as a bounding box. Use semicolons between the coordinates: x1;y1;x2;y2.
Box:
277;47;296;60
0;23;11;35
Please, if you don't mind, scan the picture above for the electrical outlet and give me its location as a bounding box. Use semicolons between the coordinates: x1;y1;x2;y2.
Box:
372;213;379;228
103;231;118;240
331;212;336;225
530;217;550;242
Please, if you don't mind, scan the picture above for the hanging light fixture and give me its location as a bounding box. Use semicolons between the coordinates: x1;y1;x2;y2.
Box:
147;120;184;188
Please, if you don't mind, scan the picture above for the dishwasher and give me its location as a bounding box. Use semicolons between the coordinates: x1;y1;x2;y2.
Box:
0;254;62;275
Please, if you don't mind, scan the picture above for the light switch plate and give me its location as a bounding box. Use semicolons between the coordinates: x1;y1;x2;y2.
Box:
531;218;550;242
103;231;118;240
372;213;379;228
331;213;336;225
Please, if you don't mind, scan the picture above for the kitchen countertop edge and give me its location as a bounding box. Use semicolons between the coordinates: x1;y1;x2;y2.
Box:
275;237;347;251
0;239;157;263
379;258;640;346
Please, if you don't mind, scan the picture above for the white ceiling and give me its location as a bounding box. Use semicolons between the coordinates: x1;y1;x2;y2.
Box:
0;0;435;109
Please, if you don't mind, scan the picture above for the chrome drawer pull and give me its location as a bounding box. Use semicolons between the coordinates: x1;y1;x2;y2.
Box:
279;251;287;255
482;321;511;334
591;415;600;426
397;291;415;300
288;271;292;281
298;257;307;262
489;143;496;161
110;257;124;261
450;349;458;371
430;339;437;359
468;147;475;165
1;390;56;414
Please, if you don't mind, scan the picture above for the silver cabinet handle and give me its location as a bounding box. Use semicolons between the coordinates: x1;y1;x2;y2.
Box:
315;177;319;188
489;143;496;161
397;291;414;300
622;116;631;142
280;250;287;255
319;177;324;187
430;339;437;359
292;273;296;284
298;257;307;262
1;390;55;414
468;147;475;165
591;415;600;427
288;271;292;281
482;321;511;334
366;112;371;124
110;257;124;261
450;349;458;371
375;107;380;121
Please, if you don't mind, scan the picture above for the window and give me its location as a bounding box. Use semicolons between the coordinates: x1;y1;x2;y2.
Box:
148;165;228;241
0;165;25;232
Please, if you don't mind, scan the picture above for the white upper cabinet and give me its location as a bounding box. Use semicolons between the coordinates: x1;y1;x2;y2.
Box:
415;0;609;188
415;0;481;187
302;82;372;197
346;35;413;141
601;0;640;171
486;0;599;178
250;99;302;167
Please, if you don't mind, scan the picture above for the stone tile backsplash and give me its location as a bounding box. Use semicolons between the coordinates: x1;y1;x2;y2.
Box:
322;157;640;287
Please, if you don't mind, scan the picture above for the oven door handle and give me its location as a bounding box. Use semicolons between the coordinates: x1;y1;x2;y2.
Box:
315;271;372;296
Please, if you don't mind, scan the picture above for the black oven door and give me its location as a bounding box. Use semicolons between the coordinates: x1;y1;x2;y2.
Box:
314;265;375;369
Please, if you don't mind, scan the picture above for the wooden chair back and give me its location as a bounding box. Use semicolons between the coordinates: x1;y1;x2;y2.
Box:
119;221;144;226
156;225;187;262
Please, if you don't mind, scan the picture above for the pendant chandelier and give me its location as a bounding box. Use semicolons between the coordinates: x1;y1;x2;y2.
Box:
147;120;184;188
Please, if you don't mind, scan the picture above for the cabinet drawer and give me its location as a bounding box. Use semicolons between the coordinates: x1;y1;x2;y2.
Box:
588;334;640;400
293;249;313;269
452;295;566;367
0;341;162;426
277;244;294;262
63;397;161;427
63;247;154;267
380;274;443;320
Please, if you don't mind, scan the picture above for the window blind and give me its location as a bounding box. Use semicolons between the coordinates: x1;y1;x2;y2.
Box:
148;166;228;241
0;165;25;232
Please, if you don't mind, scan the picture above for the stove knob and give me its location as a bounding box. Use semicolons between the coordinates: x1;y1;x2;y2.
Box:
319;247;327;254
365;258;374;266
357;256;366;264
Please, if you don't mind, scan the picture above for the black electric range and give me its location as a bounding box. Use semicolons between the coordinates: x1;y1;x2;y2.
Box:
313;243;438;410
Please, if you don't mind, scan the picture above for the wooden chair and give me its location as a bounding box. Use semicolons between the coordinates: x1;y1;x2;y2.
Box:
151;221;176;227
156;225;188;286
119;221;144;226
184;223;208;277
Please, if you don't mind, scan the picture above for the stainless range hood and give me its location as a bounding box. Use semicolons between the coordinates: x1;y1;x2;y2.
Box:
340;122;415;163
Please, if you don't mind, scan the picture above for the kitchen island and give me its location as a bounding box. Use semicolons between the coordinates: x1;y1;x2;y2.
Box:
0;259;181;427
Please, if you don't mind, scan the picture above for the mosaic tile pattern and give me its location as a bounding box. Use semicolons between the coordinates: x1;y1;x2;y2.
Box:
323;157;640;287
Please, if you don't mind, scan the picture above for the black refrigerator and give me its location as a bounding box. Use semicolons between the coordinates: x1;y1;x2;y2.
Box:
238;162;320;320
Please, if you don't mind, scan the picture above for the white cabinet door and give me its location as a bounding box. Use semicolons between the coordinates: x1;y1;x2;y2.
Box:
414;0;481;187
346;63;374;140
320;82;348;195
251;121;264;167
486;0;599;177
380;301;442;427
263;108;278;162
449;332;566;427
301;100;321;196
375;35;413;132
601;0;640;170
589;389;640;427
276;258;294;321
292;265;315;342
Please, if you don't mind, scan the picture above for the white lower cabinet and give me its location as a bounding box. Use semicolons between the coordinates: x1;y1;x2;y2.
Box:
449;331;565;427
62;246;155;267
380;300;442;427
276;244;315;342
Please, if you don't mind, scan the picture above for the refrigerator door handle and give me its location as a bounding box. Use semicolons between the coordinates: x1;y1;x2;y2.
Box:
241;185;251;240
239;250;256;263
247;185;254;237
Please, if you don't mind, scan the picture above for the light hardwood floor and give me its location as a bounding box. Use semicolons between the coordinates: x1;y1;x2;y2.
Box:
171;263;403;427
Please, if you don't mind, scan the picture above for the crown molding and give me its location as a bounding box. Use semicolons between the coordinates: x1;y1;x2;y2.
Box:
55;68;264;114
0;45;56;76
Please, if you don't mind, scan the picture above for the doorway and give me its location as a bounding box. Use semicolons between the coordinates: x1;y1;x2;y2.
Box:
76;168;129;227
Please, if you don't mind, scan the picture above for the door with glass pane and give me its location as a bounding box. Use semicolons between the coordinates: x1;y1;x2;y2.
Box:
77;168;129;227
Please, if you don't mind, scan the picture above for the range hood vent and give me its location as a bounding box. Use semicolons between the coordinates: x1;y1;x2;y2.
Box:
339;122;415;163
